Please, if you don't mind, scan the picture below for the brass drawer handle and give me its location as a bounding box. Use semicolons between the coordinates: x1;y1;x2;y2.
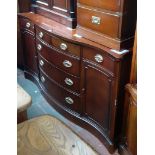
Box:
63;60;72;68
65;97;74;104
39;32;44;38
92;16;101;25
37;44;42;51
60;43;68;50
41;76;45;82
26;22;31;28
94;54;103;63
64;78;73;86
39;60;44;66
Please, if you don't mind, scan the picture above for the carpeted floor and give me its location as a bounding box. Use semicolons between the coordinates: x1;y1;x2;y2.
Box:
17;68;119;155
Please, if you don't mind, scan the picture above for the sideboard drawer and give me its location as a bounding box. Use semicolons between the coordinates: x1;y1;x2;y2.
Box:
19;17;34;32
78;0;120;12
83;47;115;75
36;26;81;57
40;71;81;113
36;39;80;77
38;55;80;93
77;6;120;38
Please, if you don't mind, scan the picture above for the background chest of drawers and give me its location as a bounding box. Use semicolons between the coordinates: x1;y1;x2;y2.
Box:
18;12;133;153
31;0;77;28
77;0;137;50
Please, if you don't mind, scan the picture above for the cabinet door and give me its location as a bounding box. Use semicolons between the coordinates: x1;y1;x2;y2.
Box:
84;64;114;132
51;0;70;16
21;31;38;75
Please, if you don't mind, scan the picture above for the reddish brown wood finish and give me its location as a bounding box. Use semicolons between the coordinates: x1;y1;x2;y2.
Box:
17;110;28;124
36;26;81;57
77;5;120;38
36;39;80;77
18;13;132;153
40;71;81;113
83;47;116;76
84;63;114;133
38;55;80;93
21;30;38;75
77;0;137;48
31;0;77;28
78;0;121;12
119;84;137;155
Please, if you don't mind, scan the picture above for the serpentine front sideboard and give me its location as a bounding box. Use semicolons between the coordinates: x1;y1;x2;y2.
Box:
18;3;135;151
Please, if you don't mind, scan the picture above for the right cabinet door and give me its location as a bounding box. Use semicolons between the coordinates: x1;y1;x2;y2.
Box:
84;63;114;132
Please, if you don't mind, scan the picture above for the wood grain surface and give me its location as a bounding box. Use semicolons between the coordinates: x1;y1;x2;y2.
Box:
17;115;98;155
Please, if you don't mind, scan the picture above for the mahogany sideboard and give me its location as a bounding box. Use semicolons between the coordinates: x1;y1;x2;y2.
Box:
18;12;133;153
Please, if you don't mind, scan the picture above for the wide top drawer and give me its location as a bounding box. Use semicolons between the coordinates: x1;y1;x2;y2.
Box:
36;26;81;57
18;17;34;32
77;6;120;38
78;0;121;12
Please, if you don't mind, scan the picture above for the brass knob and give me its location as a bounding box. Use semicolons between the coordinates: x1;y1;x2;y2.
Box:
41;76;45;82
37;44;42;51
39;32;44;38
63;60;72;68
94;54;103;63
65;97;74;104
92;16;101;25
26;22;31;28
64;78;73;86
60;43;67;50
39;60;44;66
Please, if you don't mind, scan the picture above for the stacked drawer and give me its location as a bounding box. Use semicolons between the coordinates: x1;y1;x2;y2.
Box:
77;0;136;49
35;26;81;112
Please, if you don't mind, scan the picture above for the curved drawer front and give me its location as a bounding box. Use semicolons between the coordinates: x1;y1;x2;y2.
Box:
38;55;80;93
40;71;81;113
36;26;81;57
83;47;115;75
77;6;120;38
19;17;34;32
78;0;121;12
36;39;80;77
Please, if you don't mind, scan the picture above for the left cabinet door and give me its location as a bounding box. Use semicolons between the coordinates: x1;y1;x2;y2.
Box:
21;30;38;75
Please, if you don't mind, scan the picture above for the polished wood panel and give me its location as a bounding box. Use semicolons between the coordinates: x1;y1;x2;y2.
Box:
119;84;137;155
31;0;77;28
36;39;80;76
21;30;38;75
84;63;114;132
17;115;98;155
77;5;120;38
18;12;132;153
78;0;120;12
38;55;80;93
77;0;136;48
19;17;34;32
40;71;81;113
83;47;115;76
18;0;31;13
18;13;135;52
36;26;81;57
130;29;137;84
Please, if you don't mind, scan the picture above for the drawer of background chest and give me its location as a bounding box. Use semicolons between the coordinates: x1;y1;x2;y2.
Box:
83;47;115;75
38;55;80;93
36;26;81;57
40;71;81;113
78;0;120;12
77;6;120;38
18;17;34;32
36;39;80;77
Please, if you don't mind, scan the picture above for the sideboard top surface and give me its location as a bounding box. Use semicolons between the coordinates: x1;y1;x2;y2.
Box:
18;12;131;60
